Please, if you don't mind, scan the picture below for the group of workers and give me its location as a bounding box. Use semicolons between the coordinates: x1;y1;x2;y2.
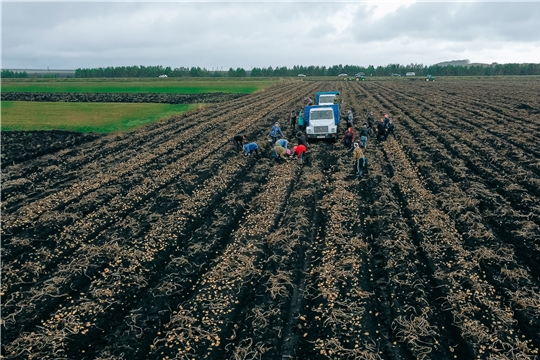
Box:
232;121;308;164
345;112;395;148
231;107;396;178
269;122;308;164
343;111;397;177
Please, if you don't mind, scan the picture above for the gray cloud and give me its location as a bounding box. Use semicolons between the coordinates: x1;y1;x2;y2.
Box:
2;2;540;69
350;2;540;43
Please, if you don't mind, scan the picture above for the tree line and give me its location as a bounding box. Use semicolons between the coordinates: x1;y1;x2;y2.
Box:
3;63;540;79
74;63;540;78
1;70;60;78
1;70;29;78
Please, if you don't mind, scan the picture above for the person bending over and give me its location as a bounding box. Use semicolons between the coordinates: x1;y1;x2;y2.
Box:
232;134;246;152
294;144;307;165
243;142;260;156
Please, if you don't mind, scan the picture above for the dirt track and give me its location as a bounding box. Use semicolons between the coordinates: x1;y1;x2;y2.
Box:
2;79;540;359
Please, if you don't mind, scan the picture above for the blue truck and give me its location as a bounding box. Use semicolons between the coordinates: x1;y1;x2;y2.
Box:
315;91;340;106
305;92;341;141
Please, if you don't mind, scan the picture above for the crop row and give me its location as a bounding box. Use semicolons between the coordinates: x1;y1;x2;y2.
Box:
357;81;540;357
2;82;317;358
1;82;311;212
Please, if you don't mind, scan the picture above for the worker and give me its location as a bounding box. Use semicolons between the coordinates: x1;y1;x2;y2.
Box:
347;110;354;128
333;94;341;104
303;97;313;106
383;113;391;128
293;144;307;165
269;122;284;144
386;119;396;139
296;131;308;148
359;124;369;148
343;127;355;150
298;110;305;131
273;144;288;160
290;110;297;131
275;138;289;150
243;142;260;156
366;111;375;133
376;117;386;144
352;143;366;177
232;134;246;152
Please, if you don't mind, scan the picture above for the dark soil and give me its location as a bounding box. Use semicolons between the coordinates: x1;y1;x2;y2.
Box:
1;130;102;166
2;79;539;360
1;91;247;104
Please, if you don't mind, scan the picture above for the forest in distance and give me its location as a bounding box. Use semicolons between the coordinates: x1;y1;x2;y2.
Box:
3;62;540;79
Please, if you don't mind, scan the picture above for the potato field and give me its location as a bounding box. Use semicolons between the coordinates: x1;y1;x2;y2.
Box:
2;78;540;359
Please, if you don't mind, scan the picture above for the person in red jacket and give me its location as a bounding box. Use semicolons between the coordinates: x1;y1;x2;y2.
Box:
293;144;307;164
343;127;355;150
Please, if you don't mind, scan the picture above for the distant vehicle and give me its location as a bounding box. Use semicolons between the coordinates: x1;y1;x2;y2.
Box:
159;74;168;78
337;73;347;77
426;75;435;81
391;73;401;77
298;74;306;77
355;72;365;77
406;72;416;76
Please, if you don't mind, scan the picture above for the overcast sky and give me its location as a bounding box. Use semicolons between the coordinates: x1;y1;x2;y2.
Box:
2;1;540;70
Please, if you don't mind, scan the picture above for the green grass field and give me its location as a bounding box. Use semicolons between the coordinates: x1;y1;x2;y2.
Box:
1;101;202;133
1;78;278;94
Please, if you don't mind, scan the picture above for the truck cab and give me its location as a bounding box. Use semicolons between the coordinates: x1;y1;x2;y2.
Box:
304;104;340;141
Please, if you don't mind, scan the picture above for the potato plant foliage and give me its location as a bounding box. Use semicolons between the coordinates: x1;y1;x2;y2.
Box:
1;78;540;359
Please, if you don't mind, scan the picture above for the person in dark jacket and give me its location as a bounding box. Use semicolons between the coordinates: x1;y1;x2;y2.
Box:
383;114;391;128
343;127;355;150
366;111;374;126
386;119;396;139
269;122;284;144
232;134;246;152
376;118;386;144
296;131;308;147
366;111;375;134
243;142;260;156
359;125;369;148
289;110;297;131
